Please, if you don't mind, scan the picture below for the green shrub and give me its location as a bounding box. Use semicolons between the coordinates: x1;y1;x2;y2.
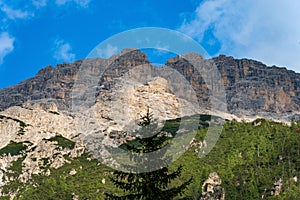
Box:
47;135;76;149
0;141;26;156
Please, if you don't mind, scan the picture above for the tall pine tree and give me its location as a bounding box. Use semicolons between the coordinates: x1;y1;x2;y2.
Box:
105;108;192;200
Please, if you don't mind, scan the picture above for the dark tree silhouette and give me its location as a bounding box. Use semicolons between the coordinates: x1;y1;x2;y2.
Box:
105;108;192;200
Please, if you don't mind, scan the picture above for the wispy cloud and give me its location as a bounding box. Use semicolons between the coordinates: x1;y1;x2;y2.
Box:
32;0;91;8
55;0;91;8
0;0;92;24
0;0;91;64
55;0;68;5
180;0;300;71
32;0;47;8
1;5;33;20
74;0;91;7
95;44;119;58
53;39;76;62
0;32;15;64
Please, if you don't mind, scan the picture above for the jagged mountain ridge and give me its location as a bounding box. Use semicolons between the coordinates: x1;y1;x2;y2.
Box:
0;49;299;199
0;49;300;121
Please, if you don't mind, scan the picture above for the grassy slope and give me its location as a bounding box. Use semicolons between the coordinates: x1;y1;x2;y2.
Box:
0;117;299;199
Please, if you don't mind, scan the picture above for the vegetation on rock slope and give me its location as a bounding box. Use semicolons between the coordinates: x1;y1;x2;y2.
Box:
0;116;299;199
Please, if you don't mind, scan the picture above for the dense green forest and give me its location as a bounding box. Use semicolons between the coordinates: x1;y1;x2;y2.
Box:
0;116;299;199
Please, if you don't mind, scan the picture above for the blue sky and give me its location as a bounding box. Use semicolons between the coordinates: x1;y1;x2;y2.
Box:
0;0;300;88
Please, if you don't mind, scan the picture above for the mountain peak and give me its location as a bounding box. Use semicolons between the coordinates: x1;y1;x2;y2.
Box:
0;49;299;122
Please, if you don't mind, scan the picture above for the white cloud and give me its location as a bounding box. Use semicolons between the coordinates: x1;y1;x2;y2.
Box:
180;0;300;72
53;39;76;62
74;0;91;8
55;0;91;7
55;0;68;5
32;0;47;8
1;0;91;21
1;5;33;20
0;32;15;64
95;44;119;58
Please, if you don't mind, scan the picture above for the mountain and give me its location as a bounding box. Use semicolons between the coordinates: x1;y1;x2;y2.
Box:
0;49;299;199
0;49;299;122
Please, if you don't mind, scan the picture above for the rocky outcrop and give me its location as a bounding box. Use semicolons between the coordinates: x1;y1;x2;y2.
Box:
271;178;283;196
0;154;23;186
200;172;225;200
0;117;20;149
72;75;200;168
0;61;81;110
0;137;85;185
1;49;300;122
0;49;149;111
212;55;300;115
166;54;300;121
0;71;201;188
0;104;86;187
0;106;77;149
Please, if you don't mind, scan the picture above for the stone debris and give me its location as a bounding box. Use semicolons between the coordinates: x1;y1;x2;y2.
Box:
271;178;283;196
69;169;77;175
72;193;79;200
200;172;225;200
0;154;22;187
0;138;85;185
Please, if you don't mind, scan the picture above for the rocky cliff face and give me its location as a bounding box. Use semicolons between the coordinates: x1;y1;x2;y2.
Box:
212;55;300;116
165;54;300;121
1;48;299;122
0;61;80;110
0;70;197;189
0;49;149;111
0;48;299;198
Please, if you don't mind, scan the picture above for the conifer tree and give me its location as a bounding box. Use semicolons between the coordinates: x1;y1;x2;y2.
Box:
105;108;192;200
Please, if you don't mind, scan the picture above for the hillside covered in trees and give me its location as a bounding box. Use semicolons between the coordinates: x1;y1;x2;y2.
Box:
0;116;299;199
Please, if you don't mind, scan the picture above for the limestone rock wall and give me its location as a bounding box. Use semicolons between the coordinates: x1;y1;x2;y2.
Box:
1;50;300;122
